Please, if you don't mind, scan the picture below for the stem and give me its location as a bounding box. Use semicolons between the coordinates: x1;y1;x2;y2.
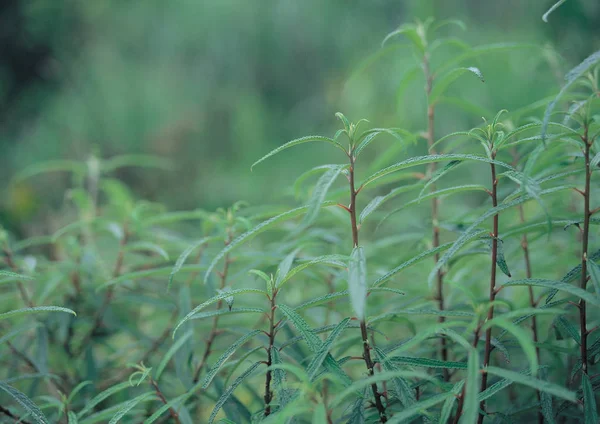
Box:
193;231;233;383
518;203;543;424
348;155;387;423
579;126;592;378
150;378;181;424
263;291;277;416
477;157;500;424
423;50;449;381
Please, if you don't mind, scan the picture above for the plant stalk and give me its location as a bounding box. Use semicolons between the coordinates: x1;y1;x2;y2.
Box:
348;156;388;423
579;126;591;378
263;290;277;416
477;156;499;424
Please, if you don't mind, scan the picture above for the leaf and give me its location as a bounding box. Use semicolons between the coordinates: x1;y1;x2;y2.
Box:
68;411;79;424
375;347;416;407
542;0;569;22
155;330;193;381
11;160;86;183
542;49;600;142
204;203;335;283
430;67;484;103
201;330;261;389
0;270;34;280
588;260;600;296
173;288;266;337
125;242;169;261
582;373;599;424
251;136;346;171
277;304;352;387
0;381;49;424
503;278;600;307
208;362;263;424
348;247;367;320
275;249;298;287
481;237;511;277
301;165;344;228
440;381;464;424
385;392;453;424
271;348;292;410
420;160;462;195
389;356;467;370
463;348;481;424
101;154;172;173
483;317;538;375
306;318;350;381
354;128;407;158
108;391;156;424
554;316;581;345
189;308;265;321
361;154;515;189
278;255;347;289
359;183;422;224
168;236;217;291
0;306;76;321
98;265;205;291
143;393;188;424
77;381;132;418
485;367;576;402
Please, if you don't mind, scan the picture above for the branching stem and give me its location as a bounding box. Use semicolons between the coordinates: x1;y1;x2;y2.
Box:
579;125;592;378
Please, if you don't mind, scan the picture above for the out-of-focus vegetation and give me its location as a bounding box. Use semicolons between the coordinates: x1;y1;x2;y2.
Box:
1;1;600;423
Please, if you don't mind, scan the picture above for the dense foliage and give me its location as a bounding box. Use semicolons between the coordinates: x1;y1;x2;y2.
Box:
1;10;600;424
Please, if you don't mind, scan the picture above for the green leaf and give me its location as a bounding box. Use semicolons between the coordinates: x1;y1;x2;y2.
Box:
301;165;344;228
155;330;193;381
108;391;156;424
440;381;464;424
277;304;352;387
101;154;172;173
483;317;538;375
481;237;511;277
503;278;600;307
271;348;292;410
77;381;132;418
173;288;266;337
11;160;86;183
382;23;424;53
251;136;346;171
98;265;205;291
361;154;515;190
306;318;350;381
0;381;49;424
485;367;576;402
588;260;600;296
375;347;416;407
348;247;367;320
542;49;600;142
0;306;76;321
359;183;422;224
143;393;188;424
68;411;79;424
354;128;407;158
278;255;347;289
463;348;481;424
582;373;599;424
168;236;217;291
204;203;335;283
208;362;263;424
385;392;453;424
542;0;569;22
0;270;34;280
125;242;169;261
201;330;261;389
389;356;467;370
430;67;484;104
189;308;265;321
554;316;581;345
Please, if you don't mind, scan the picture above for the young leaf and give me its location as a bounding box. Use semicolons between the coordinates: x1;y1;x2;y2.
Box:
0;382;49;424
348;247;367;320
251;136;346;171
485;367;576;402
208;362;263;424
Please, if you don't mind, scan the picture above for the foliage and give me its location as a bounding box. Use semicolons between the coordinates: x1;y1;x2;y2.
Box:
1;13;599;424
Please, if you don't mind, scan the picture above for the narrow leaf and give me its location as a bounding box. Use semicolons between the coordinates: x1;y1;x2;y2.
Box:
485;367;576;402
251;136;346;170
0;382;49;424
0;306;76;321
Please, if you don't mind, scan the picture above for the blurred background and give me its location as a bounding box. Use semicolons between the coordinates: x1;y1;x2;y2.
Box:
1;0;599;236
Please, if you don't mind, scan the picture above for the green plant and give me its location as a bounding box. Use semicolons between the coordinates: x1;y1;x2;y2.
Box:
1;17;599;424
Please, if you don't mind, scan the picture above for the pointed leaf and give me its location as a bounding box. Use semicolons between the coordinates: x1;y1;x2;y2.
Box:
168;236;217;291
0;382;49;424
485;367;576;402
582;373;598;424
252;136;346;171
0;306;76;321
302;165;344;228
430;67;484;104
307;318;350;381
108;391;156;424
